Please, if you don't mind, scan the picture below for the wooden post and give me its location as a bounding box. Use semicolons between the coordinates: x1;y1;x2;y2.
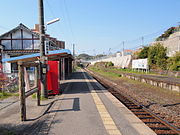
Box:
63;58;65;80
58;59;61;89
35;66;40;106
70;59;72;73
61;58;65;80
60;58;62;80
67;58;69;76
18;62;26;121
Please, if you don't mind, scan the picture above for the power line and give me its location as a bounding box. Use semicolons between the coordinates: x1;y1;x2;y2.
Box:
44;0;56;18
109;28;170;53
63;0;76;43
44;0;66;40
0;25;9;33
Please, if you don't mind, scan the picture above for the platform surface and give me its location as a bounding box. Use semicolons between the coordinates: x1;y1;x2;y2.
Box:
0;70;156;135
48;70;156;135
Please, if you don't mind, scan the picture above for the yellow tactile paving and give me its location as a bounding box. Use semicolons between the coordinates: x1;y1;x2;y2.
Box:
101;114;111;117
82;71;122;135
103;120;115;125
108;129;122;135
101;117;113;121
105;124;119;130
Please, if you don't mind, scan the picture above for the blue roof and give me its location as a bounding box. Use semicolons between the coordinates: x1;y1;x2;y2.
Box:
2;49;71;62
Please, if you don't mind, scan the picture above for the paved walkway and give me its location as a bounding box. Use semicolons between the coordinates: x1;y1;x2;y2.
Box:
48;70;156;135
0;70;156;135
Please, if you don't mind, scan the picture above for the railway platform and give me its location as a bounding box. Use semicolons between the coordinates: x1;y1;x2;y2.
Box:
48;70;156;135
0;70;156;135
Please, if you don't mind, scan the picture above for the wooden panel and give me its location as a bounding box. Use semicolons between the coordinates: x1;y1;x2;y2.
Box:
21;29;23;49
10;33;12;49
32;35;34;49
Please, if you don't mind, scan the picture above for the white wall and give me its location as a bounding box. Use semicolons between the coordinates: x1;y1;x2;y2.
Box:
90;55;132;68
2;54;11;73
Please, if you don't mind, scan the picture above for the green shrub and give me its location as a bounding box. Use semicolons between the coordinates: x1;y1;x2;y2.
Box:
137;46;149;58
148;43;168;70
94;62;114;68
167;52;180;71
105;61;114;67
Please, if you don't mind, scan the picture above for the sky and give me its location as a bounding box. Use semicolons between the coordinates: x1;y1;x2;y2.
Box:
0;0;180;55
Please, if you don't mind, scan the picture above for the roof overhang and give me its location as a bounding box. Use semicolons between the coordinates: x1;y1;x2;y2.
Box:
2;49;73;63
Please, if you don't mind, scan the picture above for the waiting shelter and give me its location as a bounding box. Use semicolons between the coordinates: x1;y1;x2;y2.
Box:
2;49;73;121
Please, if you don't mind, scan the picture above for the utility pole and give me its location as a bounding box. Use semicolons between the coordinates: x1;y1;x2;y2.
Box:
39;0;48;98
72;44;75;71
108;48;111;55
141;37;144;46
73;44;75;57
122;41;124;56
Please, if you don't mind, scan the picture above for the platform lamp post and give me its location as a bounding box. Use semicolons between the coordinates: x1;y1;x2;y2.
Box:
38;0;60;98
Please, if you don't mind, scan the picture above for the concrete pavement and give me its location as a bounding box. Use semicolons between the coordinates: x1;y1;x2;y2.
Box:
0;70;156;135
48;70;156;135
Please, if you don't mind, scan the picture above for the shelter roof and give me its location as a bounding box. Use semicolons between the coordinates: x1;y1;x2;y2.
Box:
2;49;72;63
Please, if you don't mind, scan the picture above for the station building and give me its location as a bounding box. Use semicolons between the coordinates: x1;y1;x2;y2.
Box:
0;23;73;82
0;23;66;73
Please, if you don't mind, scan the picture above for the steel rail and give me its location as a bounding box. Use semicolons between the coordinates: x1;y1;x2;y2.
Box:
85;68;180;135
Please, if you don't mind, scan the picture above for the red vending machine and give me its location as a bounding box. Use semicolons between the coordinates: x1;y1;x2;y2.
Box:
47;61;60;95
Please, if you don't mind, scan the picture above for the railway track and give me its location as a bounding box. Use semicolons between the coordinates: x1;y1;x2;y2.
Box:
85;69;180;135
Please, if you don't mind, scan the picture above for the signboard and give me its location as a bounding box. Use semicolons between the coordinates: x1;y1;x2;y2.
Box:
45;41;49;55
132;58;148;69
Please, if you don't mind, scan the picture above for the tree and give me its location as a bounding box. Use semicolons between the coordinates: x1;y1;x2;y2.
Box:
148;43;168;69
167;52;180;71
137;46;149;58
76;53;93;60
156;27;176;41
95;54;106;59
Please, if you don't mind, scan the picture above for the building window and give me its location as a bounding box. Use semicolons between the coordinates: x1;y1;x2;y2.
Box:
11;63;18;72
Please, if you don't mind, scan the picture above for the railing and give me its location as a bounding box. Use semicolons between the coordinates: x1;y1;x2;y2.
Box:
25;87;38;98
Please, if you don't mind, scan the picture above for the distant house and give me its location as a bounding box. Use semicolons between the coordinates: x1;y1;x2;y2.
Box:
122;49;134;56
0;23;65;73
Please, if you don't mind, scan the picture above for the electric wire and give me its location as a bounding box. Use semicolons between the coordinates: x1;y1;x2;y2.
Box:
63;0;76;43
41;1;180;56
44;0;56;19
44;0;68;50
109;27;176;54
